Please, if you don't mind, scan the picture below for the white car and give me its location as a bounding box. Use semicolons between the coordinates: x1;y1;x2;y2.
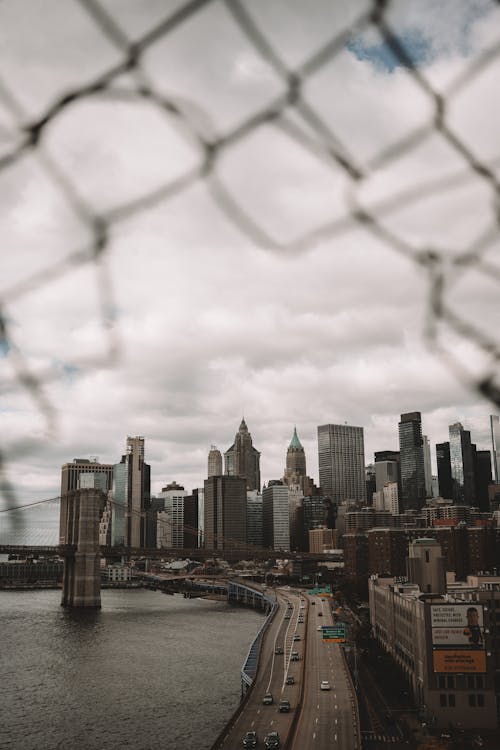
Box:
320;681;331;691
317;625;323;631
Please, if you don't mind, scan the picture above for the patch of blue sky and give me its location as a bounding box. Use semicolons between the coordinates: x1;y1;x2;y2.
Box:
347;1;494;73
0;338;10;358
347;28;434;73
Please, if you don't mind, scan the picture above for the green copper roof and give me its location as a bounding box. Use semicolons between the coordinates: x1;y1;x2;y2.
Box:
289;426;303;450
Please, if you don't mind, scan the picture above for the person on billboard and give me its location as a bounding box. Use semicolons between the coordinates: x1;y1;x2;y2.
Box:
463;607;483;648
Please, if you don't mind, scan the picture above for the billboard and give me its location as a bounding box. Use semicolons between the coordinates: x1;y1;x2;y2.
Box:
431;604;484;649
432;604;486;673
433;650;486;673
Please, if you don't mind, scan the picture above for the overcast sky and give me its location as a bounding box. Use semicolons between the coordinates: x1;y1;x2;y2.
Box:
1;0;500;513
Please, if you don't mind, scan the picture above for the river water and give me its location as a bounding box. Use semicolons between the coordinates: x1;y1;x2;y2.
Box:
1;588;264;750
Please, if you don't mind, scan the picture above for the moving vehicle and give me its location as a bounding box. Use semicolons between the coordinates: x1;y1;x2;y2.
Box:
242;730;258;748
291;651;300;661
318;612;323;617
263;693;273;705
286;675;295;685
293;634;301;641
317;625;323;631
320;680;331;691
275;646;283;655
278;699;291;713
264;731;280;749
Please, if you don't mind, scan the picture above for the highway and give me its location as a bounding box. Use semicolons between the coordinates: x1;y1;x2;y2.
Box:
215;588;360;750
217;589;305;749
291;594;360;750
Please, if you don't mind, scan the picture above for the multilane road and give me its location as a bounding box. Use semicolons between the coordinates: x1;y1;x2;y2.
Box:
216;589;360;750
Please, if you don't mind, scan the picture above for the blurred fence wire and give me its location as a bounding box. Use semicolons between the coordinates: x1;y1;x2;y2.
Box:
1;0;500;504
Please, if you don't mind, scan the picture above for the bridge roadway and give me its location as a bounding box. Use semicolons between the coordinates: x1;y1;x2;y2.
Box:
0;544;341;563
216;589;360;750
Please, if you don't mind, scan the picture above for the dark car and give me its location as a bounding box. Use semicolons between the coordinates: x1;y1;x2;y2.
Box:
264;731;280;749
275;646;284;655
262;692;273;705
293;634;301;641
278;699;291;713
242;730;258;748
286;675;295;685
290;651;300;661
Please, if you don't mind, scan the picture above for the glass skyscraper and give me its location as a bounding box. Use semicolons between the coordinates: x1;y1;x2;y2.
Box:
491;415;500;483
449;422;475;506
398;412;426;510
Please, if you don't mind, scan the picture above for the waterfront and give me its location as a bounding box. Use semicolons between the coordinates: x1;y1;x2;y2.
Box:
1;588;264;750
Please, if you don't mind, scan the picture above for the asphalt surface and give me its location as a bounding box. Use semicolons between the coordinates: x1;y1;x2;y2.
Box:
291;595;360;750
217;590;361;750
219;589;305;750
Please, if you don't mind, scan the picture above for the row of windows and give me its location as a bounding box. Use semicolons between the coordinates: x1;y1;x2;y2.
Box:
437;675;485;690
439;692;486;708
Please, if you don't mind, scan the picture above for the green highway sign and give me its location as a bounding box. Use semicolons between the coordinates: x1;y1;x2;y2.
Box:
307;585;332;595
322;624;346;643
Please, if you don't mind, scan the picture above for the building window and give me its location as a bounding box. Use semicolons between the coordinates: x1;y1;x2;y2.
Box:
446;676;455;689
448;694;455;707
478;694;485;707
467;675;474;689
469;694;476;707
440;694;447;707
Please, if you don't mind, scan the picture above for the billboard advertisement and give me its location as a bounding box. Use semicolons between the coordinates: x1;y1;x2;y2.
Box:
432;650;486;673
432;604;486;673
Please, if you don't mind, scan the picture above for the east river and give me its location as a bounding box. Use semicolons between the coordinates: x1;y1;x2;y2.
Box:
1;588;264;750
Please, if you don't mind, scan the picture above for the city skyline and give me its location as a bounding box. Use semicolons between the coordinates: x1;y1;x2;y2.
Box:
39;412;500;505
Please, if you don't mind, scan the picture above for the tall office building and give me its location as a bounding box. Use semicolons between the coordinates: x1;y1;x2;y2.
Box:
285;427;306;478
436;442;452;500
207;446;223;478
449;422;476;506
262;481;290;552
224;419;261;491
204;475;247;550
475;450;492;513
60;458;113;496
423;435;433;498
491;415;500;483
157;482;187;549
317;423;366;503
113;436;151;548
246;490;263;548
375;461;399;493
398;412;426;511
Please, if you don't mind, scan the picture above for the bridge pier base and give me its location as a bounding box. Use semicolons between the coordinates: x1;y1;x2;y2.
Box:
61;488;104;608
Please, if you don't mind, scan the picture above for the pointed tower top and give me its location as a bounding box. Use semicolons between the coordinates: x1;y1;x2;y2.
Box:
289;426;303;450
239;417;248;432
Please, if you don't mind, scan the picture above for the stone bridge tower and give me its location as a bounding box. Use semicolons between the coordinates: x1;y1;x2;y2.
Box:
60;488;105;608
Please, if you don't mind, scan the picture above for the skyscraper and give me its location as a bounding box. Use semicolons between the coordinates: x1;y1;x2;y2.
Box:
207;445;222;477
285;427;306;478
203;475;247;550
491;415;500;483
449;422;476;506
157;481;186;549
398;412;426;510
475;450;492;513
224;418;261;491
262;481;290;552
113;436;151;548
423;435;433;498
436;442;453;499
317;423;366;503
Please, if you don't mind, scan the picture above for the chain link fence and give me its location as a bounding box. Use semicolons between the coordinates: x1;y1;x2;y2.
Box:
1;0;500;506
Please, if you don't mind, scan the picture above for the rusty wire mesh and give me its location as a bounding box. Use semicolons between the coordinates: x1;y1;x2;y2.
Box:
1;0;500;507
